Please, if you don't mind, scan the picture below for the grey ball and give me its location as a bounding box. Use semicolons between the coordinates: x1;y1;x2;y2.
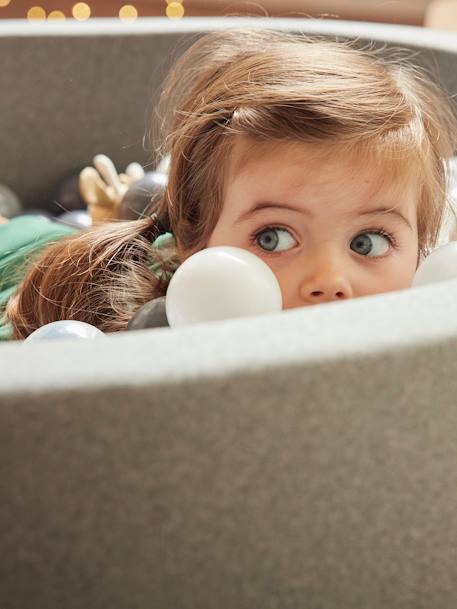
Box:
49;173;86;215
119;172;167;220
126;296;169;331
0;183;22;218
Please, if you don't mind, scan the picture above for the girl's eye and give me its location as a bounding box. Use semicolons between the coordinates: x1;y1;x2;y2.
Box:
350;231;393;257
253;226;297;253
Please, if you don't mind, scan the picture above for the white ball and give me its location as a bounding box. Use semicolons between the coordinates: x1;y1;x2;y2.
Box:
165;246;282;327
56;210;92;229
412;241;457;287
24;320;106;342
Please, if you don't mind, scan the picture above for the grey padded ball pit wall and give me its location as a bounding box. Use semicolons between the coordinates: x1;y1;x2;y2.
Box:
2;17;457;609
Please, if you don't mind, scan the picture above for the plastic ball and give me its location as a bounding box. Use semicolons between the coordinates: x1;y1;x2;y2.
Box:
0;183;22;218
55;210;92;229
118;172;168;220
412;241;457;287
20;209;53;221
126;296;169;331
48;173;86;215
156;155;170;175
165;246;282;327
24;320;106;342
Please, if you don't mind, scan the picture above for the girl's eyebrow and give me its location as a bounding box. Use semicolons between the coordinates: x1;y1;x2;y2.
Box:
357;207;412;230
236;201;412;230
235;201;311;223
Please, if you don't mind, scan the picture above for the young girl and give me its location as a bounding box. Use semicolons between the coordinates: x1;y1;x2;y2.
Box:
2;27;457;340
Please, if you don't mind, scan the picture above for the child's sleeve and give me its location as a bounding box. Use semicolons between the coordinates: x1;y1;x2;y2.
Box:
0;215;78;341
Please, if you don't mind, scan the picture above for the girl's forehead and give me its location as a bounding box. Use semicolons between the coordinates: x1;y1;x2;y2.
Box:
227;136;420;199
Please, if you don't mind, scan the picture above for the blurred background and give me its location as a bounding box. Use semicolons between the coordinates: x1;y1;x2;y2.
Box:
0;0;456;30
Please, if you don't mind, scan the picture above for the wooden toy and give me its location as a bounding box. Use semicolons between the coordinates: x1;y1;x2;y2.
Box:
79;153;168;223
79;154;134;223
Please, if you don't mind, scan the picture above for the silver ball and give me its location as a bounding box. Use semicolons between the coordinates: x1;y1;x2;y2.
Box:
55;210;92;229
25;320;105;342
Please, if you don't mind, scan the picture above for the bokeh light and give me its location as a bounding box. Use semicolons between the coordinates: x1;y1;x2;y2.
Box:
119;4;138;22
0;0;11;8
72;2;91;20
166;1;184;19
48;10;66;19
27;6;46;20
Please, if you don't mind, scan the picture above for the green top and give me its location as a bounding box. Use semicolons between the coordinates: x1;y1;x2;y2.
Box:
0;216;176;341
0;216;77;341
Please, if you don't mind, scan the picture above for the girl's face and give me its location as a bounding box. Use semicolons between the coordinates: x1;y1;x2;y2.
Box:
204;137;420;309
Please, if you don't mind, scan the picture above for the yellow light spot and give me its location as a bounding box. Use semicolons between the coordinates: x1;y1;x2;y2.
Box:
72;2;90;20
48;10;66;19
27;6;46;20
166;1;184;19
119;4;138;21
0;0;11;8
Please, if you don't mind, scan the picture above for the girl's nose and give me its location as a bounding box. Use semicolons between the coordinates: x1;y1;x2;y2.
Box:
299;252;353;304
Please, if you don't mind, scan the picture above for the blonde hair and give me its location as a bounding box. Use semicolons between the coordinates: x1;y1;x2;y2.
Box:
6;28;457;338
